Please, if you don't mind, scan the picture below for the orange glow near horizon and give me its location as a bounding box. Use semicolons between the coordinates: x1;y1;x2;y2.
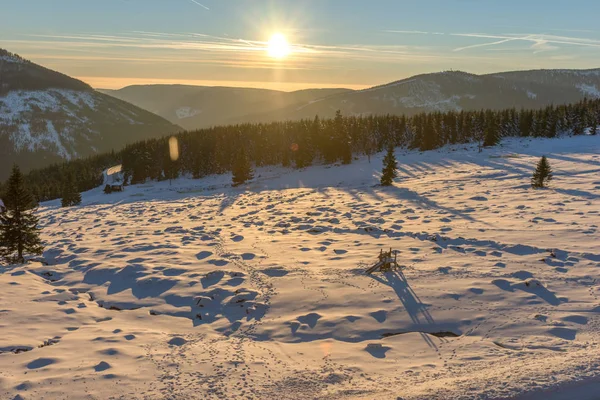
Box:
78;76;370;91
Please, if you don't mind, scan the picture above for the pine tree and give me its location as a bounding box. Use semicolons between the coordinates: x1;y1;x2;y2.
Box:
483;112;499;147
232;147;254;187
61;173;82;207
333;110;352;165
0;165;44;264
531;156;553;189
13;97;600;202
380;143;398;186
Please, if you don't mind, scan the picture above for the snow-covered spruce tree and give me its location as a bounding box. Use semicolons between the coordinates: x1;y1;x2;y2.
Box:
232;147;254;187
380;143;398;186
61;174;82;207
531;156;553;189
0;165;44;264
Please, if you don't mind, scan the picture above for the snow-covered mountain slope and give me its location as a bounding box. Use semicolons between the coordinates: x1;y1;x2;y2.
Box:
239;69;600;123
100;85;352;130
0;49;181;180
2;135;600;399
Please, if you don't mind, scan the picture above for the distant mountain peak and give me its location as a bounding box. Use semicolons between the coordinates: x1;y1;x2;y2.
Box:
0;48;181;180
0;49;27;64
100;67;600;131
0;48;92;94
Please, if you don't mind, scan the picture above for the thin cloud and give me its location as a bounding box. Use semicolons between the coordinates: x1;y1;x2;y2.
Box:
6;29;556;74
452;32;600;50
384;30;445;36
385;29;600;52
188;0;209;10
453;36;530;52
20;31;430;60
384;30;431;35
531;40;559;54
494;25;598;35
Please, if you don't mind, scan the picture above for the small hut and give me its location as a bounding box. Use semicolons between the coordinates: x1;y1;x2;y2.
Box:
105;165;124;193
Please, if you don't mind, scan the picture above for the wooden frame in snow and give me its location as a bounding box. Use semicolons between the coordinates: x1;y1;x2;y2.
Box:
366;248;399;274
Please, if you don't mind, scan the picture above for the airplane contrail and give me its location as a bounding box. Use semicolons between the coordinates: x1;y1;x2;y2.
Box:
453;37;522;52
189;0;209;10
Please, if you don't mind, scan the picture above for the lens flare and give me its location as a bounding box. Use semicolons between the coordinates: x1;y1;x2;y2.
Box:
169;136;179;161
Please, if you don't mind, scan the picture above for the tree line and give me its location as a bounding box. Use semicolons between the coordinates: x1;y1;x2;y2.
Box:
3;97;598;202
0;98;569;265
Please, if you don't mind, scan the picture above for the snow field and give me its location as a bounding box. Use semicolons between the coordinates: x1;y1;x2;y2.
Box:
1;135;600;399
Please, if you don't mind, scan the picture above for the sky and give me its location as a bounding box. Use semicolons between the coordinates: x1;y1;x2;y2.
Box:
2;0;600;91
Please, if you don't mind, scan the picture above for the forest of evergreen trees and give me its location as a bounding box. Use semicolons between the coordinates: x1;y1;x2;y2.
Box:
3;97;599;203
0;48;93;94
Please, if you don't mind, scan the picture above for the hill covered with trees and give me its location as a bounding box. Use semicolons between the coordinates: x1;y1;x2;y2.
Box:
5;97;598;203
0;49;182;181
102;69;600;131
0;49;92;94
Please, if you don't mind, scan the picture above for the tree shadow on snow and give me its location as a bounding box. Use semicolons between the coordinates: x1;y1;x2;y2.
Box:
546;153;600;168
553;188;600;200
83;264;178;299
492;279;561;306
370;185;481;224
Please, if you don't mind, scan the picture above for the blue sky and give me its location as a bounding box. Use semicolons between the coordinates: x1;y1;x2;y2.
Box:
2;0;600;90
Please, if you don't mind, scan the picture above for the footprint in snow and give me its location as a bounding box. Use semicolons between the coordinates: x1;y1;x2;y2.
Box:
370;310;387;323
208;259;229;267
27;358;57;370
561;315;588;325
297;313;322;328
98;348;120;356
548;327;577;341
469;196;488;201
94;361;111;372
168;337;188;346
261;268;288;277
365;343;392;359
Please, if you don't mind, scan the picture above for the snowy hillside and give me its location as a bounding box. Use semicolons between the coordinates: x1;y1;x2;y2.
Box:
1;135;600;399
238;69;600;123
1;89;161;159
0;49;181;180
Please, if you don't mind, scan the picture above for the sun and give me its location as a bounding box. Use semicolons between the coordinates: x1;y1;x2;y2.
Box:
267;33;291;59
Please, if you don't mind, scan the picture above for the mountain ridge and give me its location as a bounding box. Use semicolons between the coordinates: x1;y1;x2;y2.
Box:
0;49;92;94
101;68;600;130
100;85;352;130
0;49;182;180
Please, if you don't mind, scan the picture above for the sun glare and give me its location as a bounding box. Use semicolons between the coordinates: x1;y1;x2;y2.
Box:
267;33;291;59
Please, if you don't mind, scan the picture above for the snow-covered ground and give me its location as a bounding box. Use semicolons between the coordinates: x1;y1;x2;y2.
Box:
1;135;600;399
175;106;202;120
